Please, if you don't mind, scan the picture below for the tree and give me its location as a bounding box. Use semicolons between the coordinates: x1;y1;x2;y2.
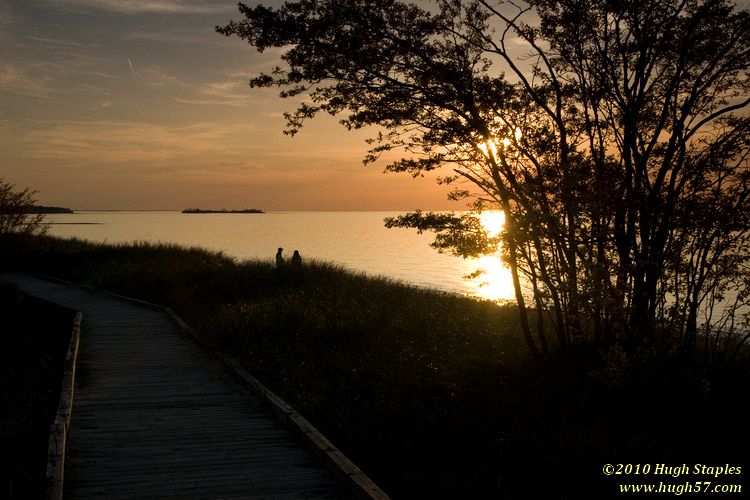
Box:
218;0;750;361
0;178;48;237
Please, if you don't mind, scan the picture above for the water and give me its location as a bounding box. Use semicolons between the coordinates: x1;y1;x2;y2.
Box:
47;211;515;301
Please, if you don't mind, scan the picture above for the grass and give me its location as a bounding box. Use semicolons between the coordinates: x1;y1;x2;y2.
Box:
0;280;75;500
2;234;749;499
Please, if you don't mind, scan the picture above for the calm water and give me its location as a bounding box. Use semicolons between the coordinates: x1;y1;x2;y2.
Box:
47;211;515;301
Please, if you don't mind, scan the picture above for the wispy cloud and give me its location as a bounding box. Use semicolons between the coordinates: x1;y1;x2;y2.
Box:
21;120;261;166
136;65;261;107
176;80;254;107
47;0;232;15
0;63;55;98
26;35;99;49
138;66;184;88
0;50;116;99
19;118;366;172
124;28;228;46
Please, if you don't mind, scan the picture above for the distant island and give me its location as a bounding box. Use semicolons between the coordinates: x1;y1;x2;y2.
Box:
24;206;74;214
182;208;264;214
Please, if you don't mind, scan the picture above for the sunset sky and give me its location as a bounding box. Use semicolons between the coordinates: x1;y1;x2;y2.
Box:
0;0;454;210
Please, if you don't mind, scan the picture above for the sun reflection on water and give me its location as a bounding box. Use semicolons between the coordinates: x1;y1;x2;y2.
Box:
463;211;515;302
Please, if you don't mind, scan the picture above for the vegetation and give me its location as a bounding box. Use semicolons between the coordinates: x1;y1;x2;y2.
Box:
0;281;75;500
3;236;748;498
0;179;49;237
218;0;750;363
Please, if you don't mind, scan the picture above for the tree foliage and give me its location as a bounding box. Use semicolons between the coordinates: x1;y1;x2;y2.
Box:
0;179;48;238
219;0;750;361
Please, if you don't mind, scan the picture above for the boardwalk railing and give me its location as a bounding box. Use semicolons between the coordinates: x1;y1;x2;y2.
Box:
46;311;82;500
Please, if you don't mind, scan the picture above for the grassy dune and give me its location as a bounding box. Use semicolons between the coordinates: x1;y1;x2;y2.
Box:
3;235;748;499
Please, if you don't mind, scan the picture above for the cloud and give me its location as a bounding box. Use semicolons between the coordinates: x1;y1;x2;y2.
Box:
47;0;232;15
124;28;228;46
14;120;294;172
174;97;247;107
26;35;99;49
17;117;370;175
136;65;265;107
0;63;54;98
179;80;253;106
138;66;184;88
21;120;255;165
0;50;115;100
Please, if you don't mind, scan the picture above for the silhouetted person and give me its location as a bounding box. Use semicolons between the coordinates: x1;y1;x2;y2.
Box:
290;250;302;271
275;247;284;268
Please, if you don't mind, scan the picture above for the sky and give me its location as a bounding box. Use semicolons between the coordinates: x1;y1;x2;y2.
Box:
0;0;454;210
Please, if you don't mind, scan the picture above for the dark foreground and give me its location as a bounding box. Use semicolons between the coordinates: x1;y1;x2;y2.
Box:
2;235;748;499
0;282;74;499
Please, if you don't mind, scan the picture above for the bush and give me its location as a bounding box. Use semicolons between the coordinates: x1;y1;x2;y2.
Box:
0;179;48;238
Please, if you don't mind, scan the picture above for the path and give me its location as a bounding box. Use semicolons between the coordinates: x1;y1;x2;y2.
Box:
2;273;351;499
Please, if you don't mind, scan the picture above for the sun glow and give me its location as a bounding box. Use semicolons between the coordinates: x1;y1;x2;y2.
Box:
479;210;505;237
464;211;515;301
478;139;499;158
478;129;522;159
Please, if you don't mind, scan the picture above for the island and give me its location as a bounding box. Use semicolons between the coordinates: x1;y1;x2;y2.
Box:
24;206;75;214
181;208;264;214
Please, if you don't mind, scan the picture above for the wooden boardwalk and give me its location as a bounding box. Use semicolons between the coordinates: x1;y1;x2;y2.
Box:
3;274;352;499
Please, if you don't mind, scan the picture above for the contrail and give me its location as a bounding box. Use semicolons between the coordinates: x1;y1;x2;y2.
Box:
128;58;137;80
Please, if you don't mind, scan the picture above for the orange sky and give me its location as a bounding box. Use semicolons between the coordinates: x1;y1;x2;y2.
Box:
0;0;458;211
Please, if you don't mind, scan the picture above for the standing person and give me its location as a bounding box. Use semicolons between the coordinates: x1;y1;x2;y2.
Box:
275;247;284;268
290;250;302;270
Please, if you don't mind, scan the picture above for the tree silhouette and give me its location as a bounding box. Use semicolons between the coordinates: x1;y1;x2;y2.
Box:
219;0;750;360
0;179;48;238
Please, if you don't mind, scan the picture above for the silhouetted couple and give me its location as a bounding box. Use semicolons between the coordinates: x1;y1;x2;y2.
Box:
275;248;302;270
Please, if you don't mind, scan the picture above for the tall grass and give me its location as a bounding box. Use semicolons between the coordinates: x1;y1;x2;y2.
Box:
3;234;748;499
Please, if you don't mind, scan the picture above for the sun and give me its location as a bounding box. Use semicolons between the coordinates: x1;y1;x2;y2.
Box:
479;210;505;237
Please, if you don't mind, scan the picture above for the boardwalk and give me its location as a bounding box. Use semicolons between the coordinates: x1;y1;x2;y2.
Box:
3;274;351;500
